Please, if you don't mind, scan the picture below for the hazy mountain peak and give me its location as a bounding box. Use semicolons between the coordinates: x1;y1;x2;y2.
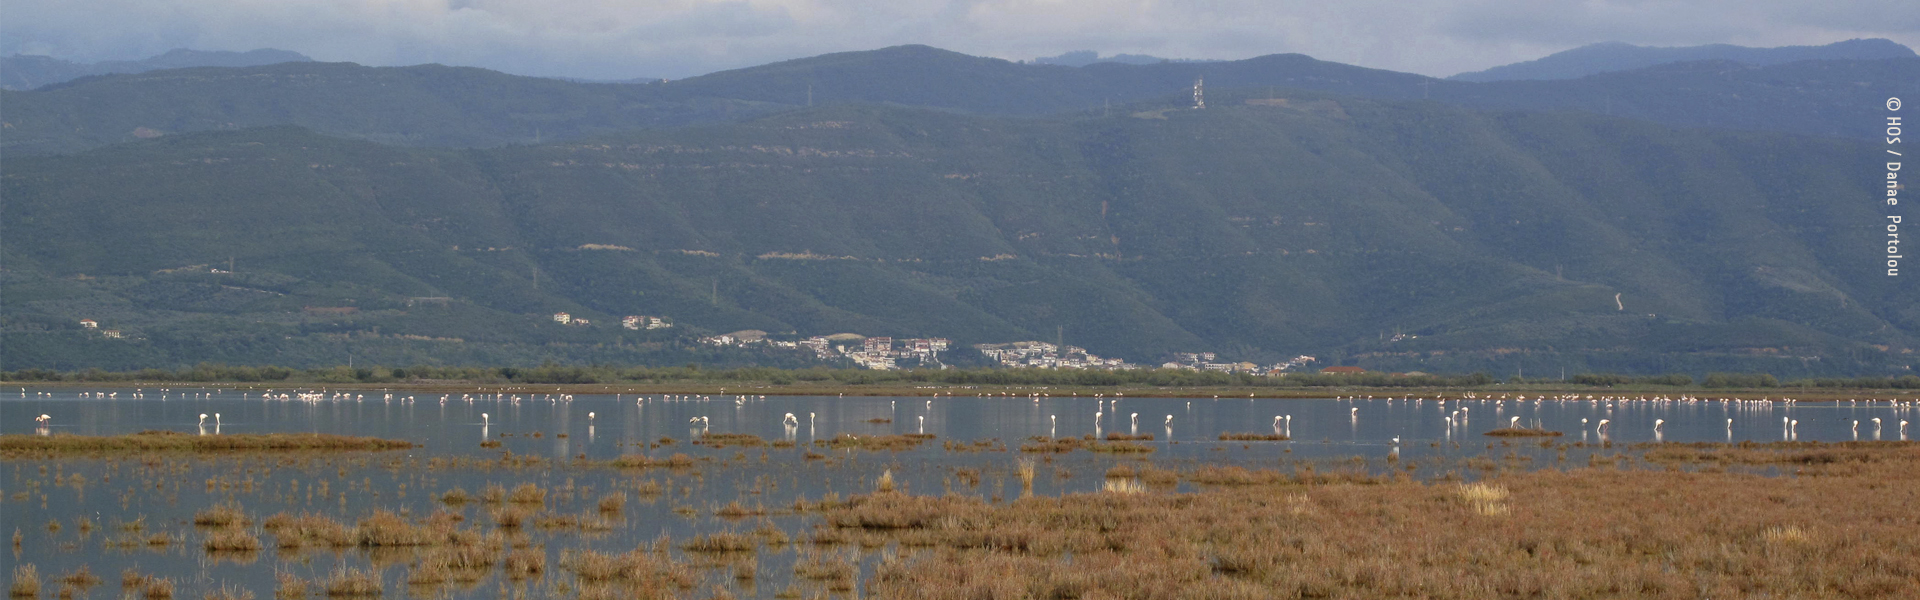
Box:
1;47;313;90
1450;38;1914;82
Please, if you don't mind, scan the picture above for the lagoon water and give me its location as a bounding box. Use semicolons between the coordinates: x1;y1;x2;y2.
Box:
4;386;1912;597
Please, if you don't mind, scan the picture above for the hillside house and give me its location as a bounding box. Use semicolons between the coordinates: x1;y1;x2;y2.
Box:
79;319;98;329
553;312;571;324
102;330;123;339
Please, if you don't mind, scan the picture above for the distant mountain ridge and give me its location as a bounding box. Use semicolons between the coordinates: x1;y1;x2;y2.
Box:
4;44;1913;156
1450;38;1914;82
1032;50;1218;66
0;48;311;90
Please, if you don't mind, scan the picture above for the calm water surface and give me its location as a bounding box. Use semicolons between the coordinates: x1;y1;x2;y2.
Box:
4;386;1912;597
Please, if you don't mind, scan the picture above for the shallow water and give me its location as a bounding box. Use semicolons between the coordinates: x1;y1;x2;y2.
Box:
4;386;1913;597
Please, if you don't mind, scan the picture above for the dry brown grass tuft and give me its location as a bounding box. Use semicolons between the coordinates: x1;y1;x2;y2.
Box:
506;483;546;505
503;549;546;580
682;533;755;553
819;434;935;451
597;492;627;513
1104;432;1154;441
143;577;175;599
193;504;246;528
204;584;256;600
10;565;40;599
320;567;380;597
204;528;263;552
273;572;307;600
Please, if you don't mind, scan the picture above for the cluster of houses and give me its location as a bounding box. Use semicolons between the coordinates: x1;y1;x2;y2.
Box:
695;332;953;370
974;341;1134;370
550;312;673;330
840;336;952;370
1158;353;1321;375
76;319;125;339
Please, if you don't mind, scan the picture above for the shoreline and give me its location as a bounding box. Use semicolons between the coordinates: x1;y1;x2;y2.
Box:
9;380;1919;400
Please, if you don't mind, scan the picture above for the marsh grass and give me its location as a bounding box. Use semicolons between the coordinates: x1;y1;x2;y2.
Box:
597;492;626;513
1454;483;1511;516
56;566;100;590
10;565;39;599
1483;427;1563;437
143;577;174;599
829;441;1920;599
696;433;767;448
1217;432;1289;441
608;454;695;469
274;572;307;599
0;431;412;456
204;584;256;600
1103;433;1154;441
819;434;934;451
320;567;381;597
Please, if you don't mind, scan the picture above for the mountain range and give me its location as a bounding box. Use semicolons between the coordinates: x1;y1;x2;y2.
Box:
1449;38;1917;82
0;48;312;91
1;43;1914;375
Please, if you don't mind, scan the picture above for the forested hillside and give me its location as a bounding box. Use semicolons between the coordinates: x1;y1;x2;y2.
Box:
5;91;1913;374
5;45;1913;156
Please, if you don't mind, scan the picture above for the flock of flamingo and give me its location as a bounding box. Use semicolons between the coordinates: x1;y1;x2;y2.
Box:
14;387;1917;443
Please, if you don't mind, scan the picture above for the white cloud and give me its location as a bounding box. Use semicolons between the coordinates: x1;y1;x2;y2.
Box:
3;0;1914;78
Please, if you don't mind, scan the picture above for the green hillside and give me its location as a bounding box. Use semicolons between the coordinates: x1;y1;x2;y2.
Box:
4;93;1914;374
5;46;1913;157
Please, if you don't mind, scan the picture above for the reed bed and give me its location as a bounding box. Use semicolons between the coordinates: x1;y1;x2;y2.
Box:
1483;427;1564;437
818;433;936;451
832;442;1919;599
0;431;413;456
1217;432;1289;441
695;433;767;448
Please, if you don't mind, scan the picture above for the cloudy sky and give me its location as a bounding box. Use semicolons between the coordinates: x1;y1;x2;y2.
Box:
5;0;1916;79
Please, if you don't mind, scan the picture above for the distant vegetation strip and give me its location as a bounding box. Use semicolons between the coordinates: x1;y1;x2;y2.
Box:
5;364;1919;390
0;430;416;455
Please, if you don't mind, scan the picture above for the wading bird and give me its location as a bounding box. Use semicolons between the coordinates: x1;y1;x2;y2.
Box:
783;413;798;427
481;413;489;426
36;414;51;425
199;413;209;426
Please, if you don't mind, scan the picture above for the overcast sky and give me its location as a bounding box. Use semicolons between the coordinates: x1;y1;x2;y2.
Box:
5;0;1916;79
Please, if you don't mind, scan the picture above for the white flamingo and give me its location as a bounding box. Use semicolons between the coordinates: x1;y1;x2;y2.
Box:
35;414;51;426
481;413;490;426
199;413;209;426
783;413;798;427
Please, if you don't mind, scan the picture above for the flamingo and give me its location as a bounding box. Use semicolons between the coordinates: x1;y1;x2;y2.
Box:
783;413;798;427
587;412;595;422
1130;413;1138;426
1390;436;1400;446
214;413;221;426
1509;416;1520;429
481;413;490;426
918;415;925;433
35;414;51;426
199;413;209;426
1165;415;1173;426
1653;419;1664;431
1596;419;1610;432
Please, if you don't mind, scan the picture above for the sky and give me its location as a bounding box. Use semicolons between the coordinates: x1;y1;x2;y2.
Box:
4;0;1917;79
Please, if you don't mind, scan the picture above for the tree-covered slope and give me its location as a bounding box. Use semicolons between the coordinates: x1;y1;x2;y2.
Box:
4;94;1913;372
5;46;1913;157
